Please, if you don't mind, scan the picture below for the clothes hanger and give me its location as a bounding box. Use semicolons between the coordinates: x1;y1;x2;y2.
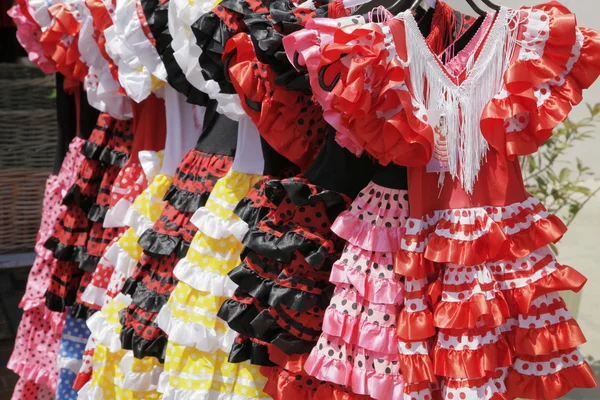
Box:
461;0;486;16
480;0;500;11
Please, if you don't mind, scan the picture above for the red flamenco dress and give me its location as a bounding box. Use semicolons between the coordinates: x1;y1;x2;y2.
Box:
287;2;600;399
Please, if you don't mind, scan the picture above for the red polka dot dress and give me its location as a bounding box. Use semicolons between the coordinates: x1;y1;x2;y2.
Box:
287;2;600;398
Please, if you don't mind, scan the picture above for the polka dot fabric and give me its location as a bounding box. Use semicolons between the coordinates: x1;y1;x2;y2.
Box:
304;182;414;400
218;177;351;366
9;137;86;397
156;170;266;399
55;314;91;400
119;149;233;361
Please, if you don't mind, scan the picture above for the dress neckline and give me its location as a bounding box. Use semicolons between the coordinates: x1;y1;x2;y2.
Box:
400;6;507;88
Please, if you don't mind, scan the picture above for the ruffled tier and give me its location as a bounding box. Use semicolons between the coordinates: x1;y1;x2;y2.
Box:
506;349;597;400
330;182;409;253
482;3;600;158
396;196;567;277
156;302;236;353
159;346;269;400
329;245;402;305
233;176;289;228
45;261;82;312
490;247;587;315
322;286;399;355
503;292;587;356
432;326;513;379
304;335;404;400
162;149;234;212
228;251;331;312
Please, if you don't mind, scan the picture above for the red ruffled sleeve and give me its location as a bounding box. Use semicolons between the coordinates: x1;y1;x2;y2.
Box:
225;33;327;171
283;19;434;167
481;2;600;158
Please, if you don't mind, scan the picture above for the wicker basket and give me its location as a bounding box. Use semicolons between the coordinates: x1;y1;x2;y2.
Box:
0;75;56;110
0;63;46;80
0;110;57;169
0;169;50;253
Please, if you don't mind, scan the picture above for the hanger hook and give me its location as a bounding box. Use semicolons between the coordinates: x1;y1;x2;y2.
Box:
318;63;341;92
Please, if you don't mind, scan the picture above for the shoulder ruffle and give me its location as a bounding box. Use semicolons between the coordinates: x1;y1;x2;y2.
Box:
225;32;327;171
283;19;434;166
482;2;600;158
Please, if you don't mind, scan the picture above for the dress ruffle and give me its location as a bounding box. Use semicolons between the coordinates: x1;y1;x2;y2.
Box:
396;196;566;277
283;19;434;166
482;3;600;158
225;32;327;171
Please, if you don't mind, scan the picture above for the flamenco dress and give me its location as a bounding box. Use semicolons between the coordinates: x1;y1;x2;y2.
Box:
139;0;210;105
118;104;236;360
77;87;206;400
73;94;167;390
217;130;376;399
8;108;86;400
287;2;600;398
156;115;274;399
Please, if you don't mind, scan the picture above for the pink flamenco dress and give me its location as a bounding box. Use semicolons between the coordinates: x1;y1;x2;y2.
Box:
286;2;600;399
8;136;86;399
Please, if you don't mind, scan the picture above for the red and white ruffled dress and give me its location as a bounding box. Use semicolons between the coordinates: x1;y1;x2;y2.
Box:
287;2;600;399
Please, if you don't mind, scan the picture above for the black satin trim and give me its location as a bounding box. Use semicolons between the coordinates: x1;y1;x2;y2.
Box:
162;184;211;213
119;326;166;362
87;203;108;223
98;147;130;168
130;283;170;312
242;229;328;268
228;259;332;312
228;339;276;366
250;309;316;355
150;1;210;105
45;290;76;312
121;277;138;297
138;229;190;258
280;179;348;209
62;184;98;213
80;141;107;161
70;302;98;320
79;254;101;272
44;237;88;262
218;298;260;338
232;198;269;228
191;12;236;94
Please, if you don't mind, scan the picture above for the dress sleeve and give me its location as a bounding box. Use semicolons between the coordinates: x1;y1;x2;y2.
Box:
225;31;327;171
283;18;435;167
481;2;600;158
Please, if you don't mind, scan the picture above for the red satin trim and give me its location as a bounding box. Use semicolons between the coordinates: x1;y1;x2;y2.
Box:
394;250;436;278
72;371;91;391
398;352;436;383
432;335;512;379
502;263;586;315
268;344;307;373
48;3;79;35
396;308;436;341
396;215;566;280
434;292;510;330
506;318;586;356
506;361;597;400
